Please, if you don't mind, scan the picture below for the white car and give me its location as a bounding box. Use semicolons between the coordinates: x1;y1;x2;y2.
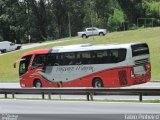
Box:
77;27;107;38
0;41;21;53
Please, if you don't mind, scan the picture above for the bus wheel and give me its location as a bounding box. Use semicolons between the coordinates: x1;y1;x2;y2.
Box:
92;78;103;88
34;80;42;88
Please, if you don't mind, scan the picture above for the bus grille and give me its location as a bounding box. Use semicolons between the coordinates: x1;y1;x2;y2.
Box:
135;58;149;65
118;70;128;85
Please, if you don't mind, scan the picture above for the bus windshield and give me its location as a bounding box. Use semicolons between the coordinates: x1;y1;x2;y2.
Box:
19;55;32;76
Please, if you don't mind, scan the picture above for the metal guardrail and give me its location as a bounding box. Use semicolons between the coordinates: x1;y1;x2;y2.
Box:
0;88;160;101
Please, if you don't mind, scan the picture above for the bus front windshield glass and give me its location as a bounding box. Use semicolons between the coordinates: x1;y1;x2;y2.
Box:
19;55;32;76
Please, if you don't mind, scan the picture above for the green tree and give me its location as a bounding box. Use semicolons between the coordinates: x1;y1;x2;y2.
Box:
108;9;125;31
118;0;143;26
1;0;160;43
0;0;27;43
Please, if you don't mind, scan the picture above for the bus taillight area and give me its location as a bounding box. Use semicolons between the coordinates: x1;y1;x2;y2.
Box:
131;63;151;84
145;63;151;72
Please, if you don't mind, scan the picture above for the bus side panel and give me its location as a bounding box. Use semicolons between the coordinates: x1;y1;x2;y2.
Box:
20;66;150;88
57;67;133;87
66;66;150;87
83;67;133;87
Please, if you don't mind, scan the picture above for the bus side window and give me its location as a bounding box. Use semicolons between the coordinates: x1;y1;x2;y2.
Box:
76;53;82;65
47;54;58;66
64;53;70;65
53;54;59;66
97;52;103;64
101;51;108;64
53;53;64;66
109;51;117;63
118;49;127;62
81;52;91;64
64;53;75;65
91;52;97;64
32;55;46;69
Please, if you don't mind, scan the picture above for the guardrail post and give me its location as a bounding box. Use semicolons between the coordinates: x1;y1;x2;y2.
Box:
4;93;7;99
42;93;45;99
87;92;90;101
48;93;51;100
59;94;62;100
90;92;94;101
12;93;15;99
139;93;143;102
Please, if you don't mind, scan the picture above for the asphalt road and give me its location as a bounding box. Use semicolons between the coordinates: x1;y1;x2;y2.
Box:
0;99;160;114
0;100;160;120
0;82;160;120
0;81;160;88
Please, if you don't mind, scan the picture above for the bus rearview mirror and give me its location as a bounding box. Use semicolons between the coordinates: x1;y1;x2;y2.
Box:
14;63;16;68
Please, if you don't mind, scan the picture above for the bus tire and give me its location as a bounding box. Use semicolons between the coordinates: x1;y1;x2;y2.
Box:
33;79;42;87
92;78;104;88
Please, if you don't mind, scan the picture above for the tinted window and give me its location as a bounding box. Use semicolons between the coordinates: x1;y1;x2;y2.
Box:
92;49;126;64
19;55;32;76
64;53;75;65
46;54;54;66
44;49;126;66
76;52;82;64
81;52;91;64
131;43;149;57
46;53;64;66
32;54;46;69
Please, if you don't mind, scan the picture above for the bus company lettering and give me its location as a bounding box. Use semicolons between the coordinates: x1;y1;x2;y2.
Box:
76;65;94;72
56;65;94;73
56;66;74;73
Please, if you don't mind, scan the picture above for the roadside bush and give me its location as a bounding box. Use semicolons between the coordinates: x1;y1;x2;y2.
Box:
107;9;125;31
0;35;3;42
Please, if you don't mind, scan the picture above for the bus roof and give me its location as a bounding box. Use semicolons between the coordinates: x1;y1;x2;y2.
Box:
50;43;146;53
22;49;49;57
21;42;147;57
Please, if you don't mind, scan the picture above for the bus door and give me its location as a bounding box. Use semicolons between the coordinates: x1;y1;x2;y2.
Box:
17;55;32;87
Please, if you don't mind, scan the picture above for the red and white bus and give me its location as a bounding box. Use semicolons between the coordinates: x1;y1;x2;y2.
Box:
15;43;151;87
